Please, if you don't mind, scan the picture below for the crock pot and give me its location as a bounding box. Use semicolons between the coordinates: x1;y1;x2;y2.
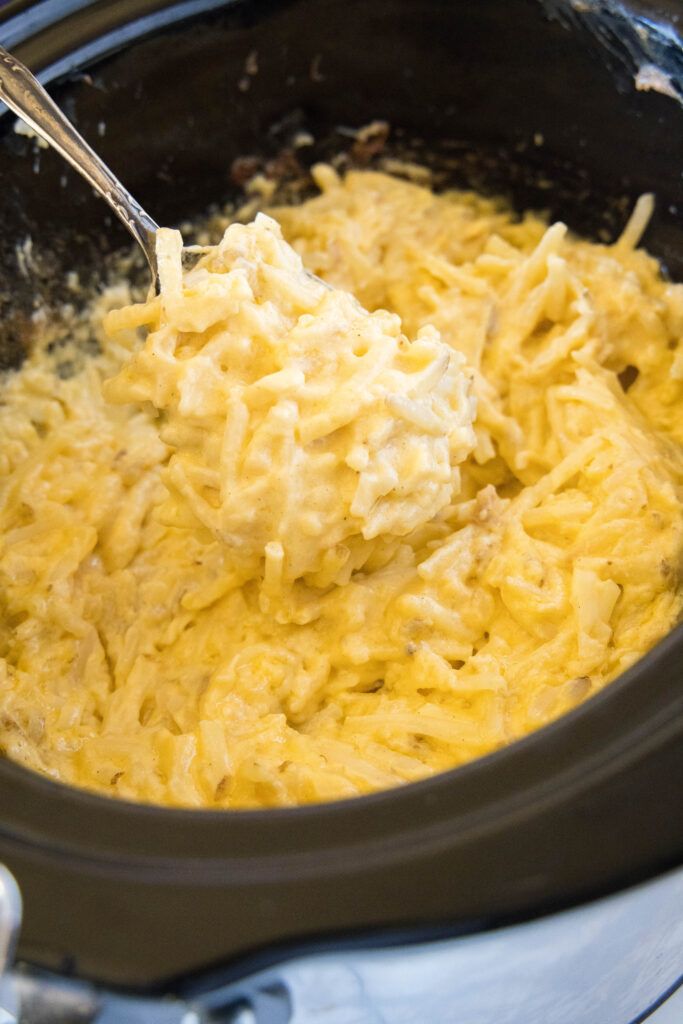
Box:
0;1;681;1021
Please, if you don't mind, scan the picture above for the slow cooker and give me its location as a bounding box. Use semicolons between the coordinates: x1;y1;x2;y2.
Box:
0;1;681;1021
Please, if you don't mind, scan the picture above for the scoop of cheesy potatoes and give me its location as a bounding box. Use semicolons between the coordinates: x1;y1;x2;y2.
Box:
103;214;476;606
0;167;681;808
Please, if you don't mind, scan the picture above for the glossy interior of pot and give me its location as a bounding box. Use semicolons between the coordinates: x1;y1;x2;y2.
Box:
0;0;681;993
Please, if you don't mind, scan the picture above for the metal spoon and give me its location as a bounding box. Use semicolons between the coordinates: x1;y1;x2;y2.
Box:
0;46;161;289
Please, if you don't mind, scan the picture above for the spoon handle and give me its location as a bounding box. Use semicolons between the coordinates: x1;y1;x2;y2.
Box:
0;46;159;285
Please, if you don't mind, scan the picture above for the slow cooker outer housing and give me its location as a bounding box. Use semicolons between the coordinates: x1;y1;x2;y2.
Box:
0;0;681;992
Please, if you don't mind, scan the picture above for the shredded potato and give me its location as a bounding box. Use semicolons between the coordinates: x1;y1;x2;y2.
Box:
1;167;682;809
103;216;476;603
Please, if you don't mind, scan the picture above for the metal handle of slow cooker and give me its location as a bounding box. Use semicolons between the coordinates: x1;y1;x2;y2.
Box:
0;47;159;280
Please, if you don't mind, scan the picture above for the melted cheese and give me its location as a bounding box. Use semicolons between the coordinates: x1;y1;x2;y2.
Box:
1;168;682;809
